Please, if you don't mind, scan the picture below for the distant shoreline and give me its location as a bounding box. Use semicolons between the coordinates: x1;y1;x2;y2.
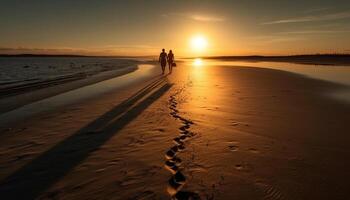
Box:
203;54;350;66
2;53;350;66
0;54;155;58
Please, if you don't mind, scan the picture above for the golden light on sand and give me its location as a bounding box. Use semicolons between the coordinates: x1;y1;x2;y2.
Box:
190;36;208;52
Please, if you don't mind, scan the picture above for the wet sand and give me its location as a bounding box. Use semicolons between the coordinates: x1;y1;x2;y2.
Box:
205;55;350;66
0;60;349;199
0;65;138;114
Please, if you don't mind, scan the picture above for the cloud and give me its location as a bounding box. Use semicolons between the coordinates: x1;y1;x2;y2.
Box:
262;11;350;25
304;7;331;14
190;15;225;22
248;35;304;44
162;13;225;22
277;30;350;34
94;45;159;50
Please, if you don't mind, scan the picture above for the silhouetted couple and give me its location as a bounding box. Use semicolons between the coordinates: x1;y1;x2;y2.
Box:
159;49;174;74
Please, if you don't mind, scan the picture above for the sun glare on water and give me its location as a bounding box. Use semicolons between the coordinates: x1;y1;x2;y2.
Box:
193;58;203;66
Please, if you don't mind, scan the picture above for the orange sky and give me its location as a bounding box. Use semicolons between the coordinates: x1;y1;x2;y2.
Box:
1;0;350;56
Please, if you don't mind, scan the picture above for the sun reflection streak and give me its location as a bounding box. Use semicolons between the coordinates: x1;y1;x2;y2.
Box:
193;58;203;67
191;58;206;82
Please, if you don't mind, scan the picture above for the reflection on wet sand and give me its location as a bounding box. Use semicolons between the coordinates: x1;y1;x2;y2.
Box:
0;64;158;127
185;58;350;103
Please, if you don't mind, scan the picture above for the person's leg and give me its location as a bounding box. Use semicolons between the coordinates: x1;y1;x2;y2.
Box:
170;61;173;73
168;62;171;73
161;62;165;74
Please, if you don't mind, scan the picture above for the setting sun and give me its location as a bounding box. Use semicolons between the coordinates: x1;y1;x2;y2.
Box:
190;36;208;52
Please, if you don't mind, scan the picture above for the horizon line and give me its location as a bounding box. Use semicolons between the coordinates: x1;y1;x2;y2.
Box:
1;53;350;58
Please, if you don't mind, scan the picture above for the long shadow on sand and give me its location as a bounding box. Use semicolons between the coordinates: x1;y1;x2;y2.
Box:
0;75;172;199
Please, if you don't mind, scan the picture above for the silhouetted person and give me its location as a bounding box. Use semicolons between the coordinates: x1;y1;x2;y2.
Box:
159;49;167;74
167;50;174;74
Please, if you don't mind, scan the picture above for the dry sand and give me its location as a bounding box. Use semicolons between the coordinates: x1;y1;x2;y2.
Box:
0;61;349;200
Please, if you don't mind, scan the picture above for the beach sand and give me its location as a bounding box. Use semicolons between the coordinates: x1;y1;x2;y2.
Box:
0;61;349;199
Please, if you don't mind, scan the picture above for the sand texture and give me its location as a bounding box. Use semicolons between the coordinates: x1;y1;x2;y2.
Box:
0;61;349;200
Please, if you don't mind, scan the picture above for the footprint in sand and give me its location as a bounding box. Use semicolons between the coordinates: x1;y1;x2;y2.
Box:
227;141;239;152
248;148;260;154
174;191;201;200
165;160;179;173
235;164;243;170
231;122;239;126
179;125;190;131
155;128;165;132
164;89;200;199
166;149;176;159
173;137;184;145
168;171;187;194
228;145;239;152
235;163;254;173
179;135;191;142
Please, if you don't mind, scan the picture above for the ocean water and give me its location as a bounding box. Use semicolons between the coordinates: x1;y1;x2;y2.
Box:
0;57;138;88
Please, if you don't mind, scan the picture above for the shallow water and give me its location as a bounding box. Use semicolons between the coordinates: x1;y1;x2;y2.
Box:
0;64;157;127
0;57;137;87
187;58;350;102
